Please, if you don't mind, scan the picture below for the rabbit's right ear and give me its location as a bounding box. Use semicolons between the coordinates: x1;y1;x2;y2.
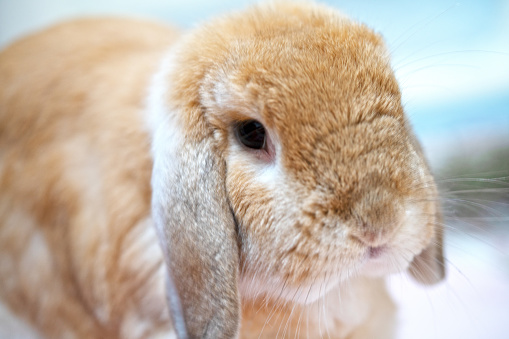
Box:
149;80;240;337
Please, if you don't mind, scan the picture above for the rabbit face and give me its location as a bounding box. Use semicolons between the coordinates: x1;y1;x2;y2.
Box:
152;5;444;335
195;23;440;303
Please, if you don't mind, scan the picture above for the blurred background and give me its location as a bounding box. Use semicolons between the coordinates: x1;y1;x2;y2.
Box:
1;0;508;338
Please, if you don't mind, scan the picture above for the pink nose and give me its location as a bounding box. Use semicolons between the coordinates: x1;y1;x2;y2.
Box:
354;227;389;248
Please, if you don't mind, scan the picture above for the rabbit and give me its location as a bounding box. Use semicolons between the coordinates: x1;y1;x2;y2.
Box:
0;1;445;338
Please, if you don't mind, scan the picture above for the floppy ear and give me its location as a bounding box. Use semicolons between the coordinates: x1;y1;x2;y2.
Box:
150;110;240;338
404;125;445;285
408;210;445;285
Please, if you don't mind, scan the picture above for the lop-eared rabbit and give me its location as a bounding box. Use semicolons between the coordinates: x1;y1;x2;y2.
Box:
0;1;444;338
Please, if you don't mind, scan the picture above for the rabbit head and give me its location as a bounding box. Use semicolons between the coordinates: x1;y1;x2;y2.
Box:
148;2;445;338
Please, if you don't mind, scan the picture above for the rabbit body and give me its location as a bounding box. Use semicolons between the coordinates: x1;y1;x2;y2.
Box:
0;2;443;338
0;18;176;338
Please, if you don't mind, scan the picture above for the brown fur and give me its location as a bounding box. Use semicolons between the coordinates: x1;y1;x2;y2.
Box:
0;1;444;338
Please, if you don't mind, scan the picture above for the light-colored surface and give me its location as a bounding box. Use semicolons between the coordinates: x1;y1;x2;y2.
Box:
0;1;507;338
0;302;39;339
390;226;509;339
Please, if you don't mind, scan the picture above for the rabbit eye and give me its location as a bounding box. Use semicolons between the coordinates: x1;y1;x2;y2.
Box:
235;120;266;149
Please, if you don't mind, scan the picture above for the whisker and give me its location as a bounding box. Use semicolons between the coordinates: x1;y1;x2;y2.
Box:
283;286;305;339
395;49;509;70
389;3;460;55
295;295;307;339
306;303;310;339
276;285;302;339
322;271;332;339
442;198;506;217
437;177;509;185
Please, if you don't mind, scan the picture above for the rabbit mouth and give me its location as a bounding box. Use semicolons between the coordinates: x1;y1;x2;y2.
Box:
359;245;414;277
367;245;387;259
238;239;420;305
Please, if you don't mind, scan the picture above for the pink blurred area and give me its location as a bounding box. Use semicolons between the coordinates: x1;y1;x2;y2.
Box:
390;226;509;339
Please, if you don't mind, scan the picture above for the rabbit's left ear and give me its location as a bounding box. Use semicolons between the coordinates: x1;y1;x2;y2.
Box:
404;127;445;285
150;110;240;338
408;211;445;285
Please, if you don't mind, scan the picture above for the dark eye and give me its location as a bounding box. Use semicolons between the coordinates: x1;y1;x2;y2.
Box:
235;120;266;150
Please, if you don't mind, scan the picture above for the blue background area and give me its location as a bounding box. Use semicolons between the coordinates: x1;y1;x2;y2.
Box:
3;0;507;166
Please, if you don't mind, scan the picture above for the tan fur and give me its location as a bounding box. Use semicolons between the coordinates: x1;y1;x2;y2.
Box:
0;18;177;338
0;2;444;338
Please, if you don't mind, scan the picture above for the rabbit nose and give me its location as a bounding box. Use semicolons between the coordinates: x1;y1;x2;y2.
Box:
351;225;390;248
350;228;388;257
349;183;403;246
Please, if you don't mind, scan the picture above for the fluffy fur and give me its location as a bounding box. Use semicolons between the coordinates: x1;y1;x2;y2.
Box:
0;1;444;338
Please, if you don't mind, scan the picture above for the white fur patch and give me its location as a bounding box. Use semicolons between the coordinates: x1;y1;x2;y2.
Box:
143;47;187;339
0;302;40;339
240;272;342;305
227;142;281;189
143;48;183;243
144;48;178;139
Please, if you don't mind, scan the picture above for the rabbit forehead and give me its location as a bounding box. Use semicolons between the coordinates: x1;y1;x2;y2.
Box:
203;22;401;123
172;1;400;125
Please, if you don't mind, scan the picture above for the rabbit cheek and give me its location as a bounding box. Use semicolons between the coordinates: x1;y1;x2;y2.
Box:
234;195;359;303
225;159;323;303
